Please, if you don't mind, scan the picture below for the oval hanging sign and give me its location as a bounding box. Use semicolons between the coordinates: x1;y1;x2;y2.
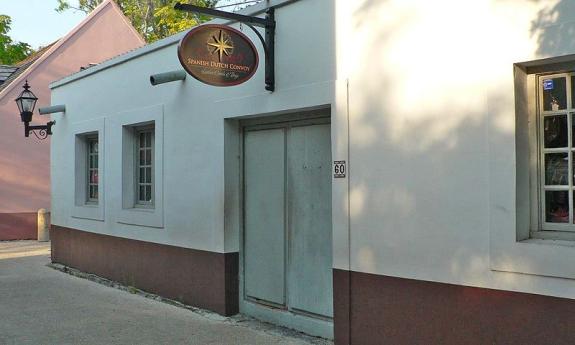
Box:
178;24;259;87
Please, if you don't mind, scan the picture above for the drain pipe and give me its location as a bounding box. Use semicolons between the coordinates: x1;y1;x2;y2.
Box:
150;70;186;86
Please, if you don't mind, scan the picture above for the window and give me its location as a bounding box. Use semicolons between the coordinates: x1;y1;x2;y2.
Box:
114;105;163;228
86;136;99;203
135;127;154;206
71;118;104;221
489;59;575;280
537;73;575;233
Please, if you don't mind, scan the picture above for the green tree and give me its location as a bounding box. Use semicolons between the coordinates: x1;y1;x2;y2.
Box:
56;0;217;43
0;15;33;65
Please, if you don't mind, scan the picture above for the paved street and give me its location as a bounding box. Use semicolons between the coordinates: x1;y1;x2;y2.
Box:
0;241;332;345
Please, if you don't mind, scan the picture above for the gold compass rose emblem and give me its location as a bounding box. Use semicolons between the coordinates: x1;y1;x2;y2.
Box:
207;30;234;62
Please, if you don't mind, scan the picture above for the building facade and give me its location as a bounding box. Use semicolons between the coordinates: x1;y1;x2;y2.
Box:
0;0;144;240
50;0;575;344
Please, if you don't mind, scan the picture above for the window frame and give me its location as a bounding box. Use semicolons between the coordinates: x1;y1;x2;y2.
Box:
71;117;105;222
537;72;573;231
489;57;575;280
112;104;164;229
134;125;155;207
86;135;99;204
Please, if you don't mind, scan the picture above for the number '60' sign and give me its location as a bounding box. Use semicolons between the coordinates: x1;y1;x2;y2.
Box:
334;161;346;178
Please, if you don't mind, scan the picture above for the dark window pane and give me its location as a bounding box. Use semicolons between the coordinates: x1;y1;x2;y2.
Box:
546;191;569;223
146;167;152;183
140;150;145;165
89;186;98;200
146;149;151;165
139;132;145;148
544;115;568;148
542;77;567;111
545;153;569;185
139;186;145;201
146;132;152;147
139;168;146;183
146;185;152;201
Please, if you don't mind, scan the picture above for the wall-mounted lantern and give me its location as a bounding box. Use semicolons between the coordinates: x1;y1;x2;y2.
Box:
15;81;55;140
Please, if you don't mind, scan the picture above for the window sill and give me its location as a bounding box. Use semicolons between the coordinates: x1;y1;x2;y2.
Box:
530;229;575;242
71;204;104;221
116;207;163;228
522;237;575;247
490;230;575;280
133;205;155;210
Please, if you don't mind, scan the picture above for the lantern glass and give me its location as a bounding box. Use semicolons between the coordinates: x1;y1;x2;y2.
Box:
15;82;38;116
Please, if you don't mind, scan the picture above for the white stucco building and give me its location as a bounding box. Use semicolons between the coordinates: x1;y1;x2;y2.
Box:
49;0;575;344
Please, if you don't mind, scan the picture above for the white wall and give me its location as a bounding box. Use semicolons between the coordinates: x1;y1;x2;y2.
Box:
334;0;575;300
51;0;575;303
50;0;335;253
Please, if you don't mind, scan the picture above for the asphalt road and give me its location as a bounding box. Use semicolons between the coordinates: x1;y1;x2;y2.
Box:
0;241;331;345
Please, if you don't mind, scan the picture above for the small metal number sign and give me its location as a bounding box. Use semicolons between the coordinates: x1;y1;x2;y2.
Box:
334;161;346;178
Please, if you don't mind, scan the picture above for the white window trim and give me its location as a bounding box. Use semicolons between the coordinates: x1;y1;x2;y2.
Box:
490;56;575;280
71;118;105;221
537;72;575;232
134;126;155;207
86;135;99;204
110;104;164;228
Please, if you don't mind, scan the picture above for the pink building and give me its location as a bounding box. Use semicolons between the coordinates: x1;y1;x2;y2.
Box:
0;0;144;240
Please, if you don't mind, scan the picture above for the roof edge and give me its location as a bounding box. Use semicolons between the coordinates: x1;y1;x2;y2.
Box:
108;0;146;45
0;0;121;99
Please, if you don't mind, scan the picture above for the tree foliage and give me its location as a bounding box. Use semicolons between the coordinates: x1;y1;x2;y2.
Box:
56;0;218;43
0;15;34;65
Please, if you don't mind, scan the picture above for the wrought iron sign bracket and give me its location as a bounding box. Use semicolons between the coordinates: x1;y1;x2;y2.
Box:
174;3;276;91
25;121;56;139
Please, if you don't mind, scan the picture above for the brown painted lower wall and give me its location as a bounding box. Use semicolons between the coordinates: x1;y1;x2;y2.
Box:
0;212;37;240
334;269;575;345
51;225;238;316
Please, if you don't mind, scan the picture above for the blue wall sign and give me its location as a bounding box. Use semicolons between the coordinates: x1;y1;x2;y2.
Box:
543;79;554;90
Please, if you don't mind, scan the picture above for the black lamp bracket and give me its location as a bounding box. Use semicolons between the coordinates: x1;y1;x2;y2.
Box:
174;3;276;91
25;121;56;140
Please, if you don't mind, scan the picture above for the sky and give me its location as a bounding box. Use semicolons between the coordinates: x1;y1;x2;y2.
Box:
1;0;85;49
1;0;263;50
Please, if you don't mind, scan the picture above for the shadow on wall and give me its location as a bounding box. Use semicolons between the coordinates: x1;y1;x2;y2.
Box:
344;0;575;288
531;0;575;57
343;0;518;285
337;0;575;344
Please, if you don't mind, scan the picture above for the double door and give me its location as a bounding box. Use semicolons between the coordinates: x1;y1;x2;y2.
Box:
242;116;333;337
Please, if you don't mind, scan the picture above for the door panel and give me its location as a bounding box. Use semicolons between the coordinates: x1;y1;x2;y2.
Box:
287;124;333;317
244;128;286;305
